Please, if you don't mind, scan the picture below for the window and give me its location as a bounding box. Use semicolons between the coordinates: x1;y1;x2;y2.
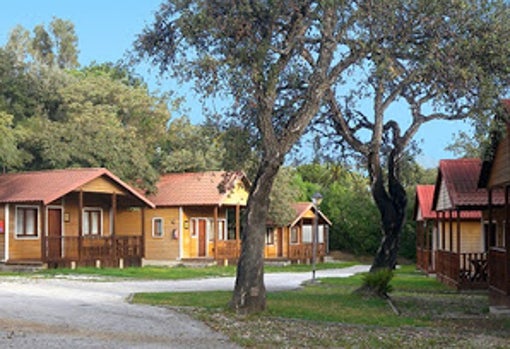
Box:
483;221;497;250
217;219;227;240
83;208;102;235
318;225;324;243
266;228;274;245
152;218;164;238
226;208;236;240
290;227;299;244
16;206;39;238
190;218;197;237
302;225;312;243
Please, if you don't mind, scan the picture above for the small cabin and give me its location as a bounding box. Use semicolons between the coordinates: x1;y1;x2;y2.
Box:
0;168;154;268
431;159;493;290
265;202;331;263
140;171;250;265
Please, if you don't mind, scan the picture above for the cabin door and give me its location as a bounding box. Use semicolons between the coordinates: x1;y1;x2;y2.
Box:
198;219;207;257
47;208;62;259
277;228;283;257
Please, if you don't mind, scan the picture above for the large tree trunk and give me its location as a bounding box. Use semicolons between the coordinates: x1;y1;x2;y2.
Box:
230;157;282;314
369;152;407;272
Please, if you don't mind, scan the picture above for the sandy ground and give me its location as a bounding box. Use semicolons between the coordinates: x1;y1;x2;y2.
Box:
0;266;369;348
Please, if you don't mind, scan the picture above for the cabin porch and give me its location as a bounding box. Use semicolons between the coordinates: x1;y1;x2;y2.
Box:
43;235;143;268
435;250;488;290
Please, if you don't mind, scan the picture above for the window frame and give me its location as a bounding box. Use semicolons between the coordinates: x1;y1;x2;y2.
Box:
265;227;275;245
15;205;40;239
290;226;299;244
152;217;164;238
82;207;103;236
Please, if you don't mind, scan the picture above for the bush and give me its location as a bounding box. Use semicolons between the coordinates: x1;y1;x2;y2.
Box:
360;269;394;298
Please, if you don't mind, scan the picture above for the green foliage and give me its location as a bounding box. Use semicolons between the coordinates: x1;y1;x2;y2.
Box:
361;269;394;297
7;18;79;69
0;112;27;171
297;165;383;255
268;167;301;226
157;116;224;173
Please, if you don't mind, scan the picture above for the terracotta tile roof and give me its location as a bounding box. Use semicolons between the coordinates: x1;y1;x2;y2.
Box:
414;185;435;220
148;171;249;206
433;158;504;210
0;168;154;207
289;202;332;227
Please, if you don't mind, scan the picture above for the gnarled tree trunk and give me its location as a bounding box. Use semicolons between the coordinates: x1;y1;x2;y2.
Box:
230;157;282;313
369;150;407;272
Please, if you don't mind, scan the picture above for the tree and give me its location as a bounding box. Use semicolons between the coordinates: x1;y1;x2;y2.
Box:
0;48;41;122
0;112;27;172
135;1;363;313
320;0;510;272
268;167;301;227
19;65;171;189
7;18;79;69
156;116;224;173
50;17;79;69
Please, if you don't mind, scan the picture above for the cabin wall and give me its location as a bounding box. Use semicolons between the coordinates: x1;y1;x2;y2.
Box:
181;206;227;259
482;208;507;248
222;179;249;206
140;207;180;261
0;204;5;261
438;220;483;252
63;193;112;236
488;134;510;188
7;204;41;261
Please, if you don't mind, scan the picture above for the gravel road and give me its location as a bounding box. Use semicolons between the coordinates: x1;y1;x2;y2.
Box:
0;265;369;348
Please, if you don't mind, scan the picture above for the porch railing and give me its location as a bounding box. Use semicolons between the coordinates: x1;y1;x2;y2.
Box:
436;250;488;289
46;235;142;268
289;243;325;262
488;247;510;295
215;240;240;260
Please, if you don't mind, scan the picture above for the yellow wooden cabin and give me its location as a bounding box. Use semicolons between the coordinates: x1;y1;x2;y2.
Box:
0;168;154;268
140;171;250;265
265;202;331;263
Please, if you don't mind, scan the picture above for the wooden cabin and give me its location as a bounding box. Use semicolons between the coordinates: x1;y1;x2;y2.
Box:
0;168;154;268
414;185;436;273
478;99;510;311
139;171;250;265
431;159;493;290
265;202;331;263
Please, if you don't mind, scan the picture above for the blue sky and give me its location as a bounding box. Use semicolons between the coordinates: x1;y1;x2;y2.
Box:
0;0;471;168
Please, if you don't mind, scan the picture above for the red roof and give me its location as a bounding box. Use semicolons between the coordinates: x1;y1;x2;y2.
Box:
433;158;504;210
148;171;249;206
289;202;332;227
414;185;435;220
0;168;154;207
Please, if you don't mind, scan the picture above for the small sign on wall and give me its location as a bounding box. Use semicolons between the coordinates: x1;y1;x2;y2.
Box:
0;220;4;233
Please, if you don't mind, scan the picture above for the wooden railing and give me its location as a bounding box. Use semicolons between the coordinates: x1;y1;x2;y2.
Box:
436;250;488;289
45;235;142;268
489;247;510;294
289;243;325;262
215;240;240;260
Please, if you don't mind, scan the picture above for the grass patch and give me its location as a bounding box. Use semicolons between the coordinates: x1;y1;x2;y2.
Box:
37;265;237;280
132;265;510;348
34;261;354;280
132;266;435;327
